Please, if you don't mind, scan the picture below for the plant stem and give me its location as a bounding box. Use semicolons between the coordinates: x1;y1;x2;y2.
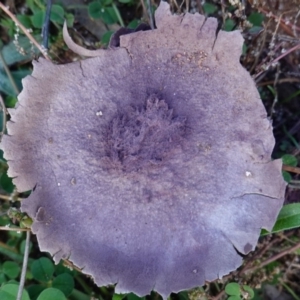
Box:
0;226;30;231
146;0;154;29
0;193;22;201
42;0;52;49
281;281;300;300
244;241;300;274
17;230;31;300
112;3;124;27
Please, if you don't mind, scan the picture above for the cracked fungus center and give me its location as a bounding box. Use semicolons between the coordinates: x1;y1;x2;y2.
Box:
102;95;187;174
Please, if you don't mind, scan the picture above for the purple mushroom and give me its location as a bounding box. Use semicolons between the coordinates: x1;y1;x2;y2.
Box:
0;1;286;298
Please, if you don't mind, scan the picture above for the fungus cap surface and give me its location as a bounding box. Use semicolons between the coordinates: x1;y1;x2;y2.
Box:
0;2;286;298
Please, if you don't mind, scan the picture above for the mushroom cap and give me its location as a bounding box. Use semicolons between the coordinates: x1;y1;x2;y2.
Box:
1;2;286;298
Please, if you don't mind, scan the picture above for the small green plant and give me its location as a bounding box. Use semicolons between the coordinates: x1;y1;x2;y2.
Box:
281;154;298;183
225;282;254;300
0;246;77;300
88;0;119;24
25;0;74;28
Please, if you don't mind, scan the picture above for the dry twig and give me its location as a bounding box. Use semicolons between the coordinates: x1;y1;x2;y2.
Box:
0;226;30;232
282;165;300;175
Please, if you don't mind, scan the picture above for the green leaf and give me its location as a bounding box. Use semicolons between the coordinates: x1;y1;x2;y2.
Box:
101;31;114;45
50;5;65;24
102;7;118;24
127;293;144;300
52;273;74;297
242;285;254;299
30;11;45;29
0;70;17;97
113;293;127;300
177;291;189;300
0;172;15;193
16;15;32;28
248;26;264;35
0;69;31;97
0;273;7;285
102;0;113;5
2;261;20;279
4;96;18;108
26;0;42;14
202;3;218;15
27;284;45;300
242;43;247;55
248;12;264;27
0;283;30;300
20;239;32;255
31;257;55;282
8;229;23;240
272;203;300;232
0;35;41;68
225;282;241;296
12;69;32;83
282;154;298;166
118;0;132;3
37;288;66;300
88;1;103;19
0;18;14;37
88;2;117;24
127;19;139;29
69;289;90;300
282;170;292;183
223;19;235;31
65;13;75;27
0;242;24;263
54;262;74;276
227;296;241;300
261;203;300;235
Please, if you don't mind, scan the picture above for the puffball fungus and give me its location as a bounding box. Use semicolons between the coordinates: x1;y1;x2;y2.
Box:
1;1;286;298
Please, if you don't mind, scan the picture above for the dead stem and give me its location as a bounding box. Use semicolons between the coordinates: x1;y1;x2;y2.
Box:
0;194;22;202
237;236;279;276
243;242;300;274
258;78;300;86
254;42;300;79
146;0;154;29
0;226;30;232
282;165;300;175
249;22;269;74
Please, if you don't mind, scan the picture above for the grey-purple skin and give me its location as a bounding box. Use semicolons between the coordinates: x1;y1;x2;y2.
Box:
0;2;286;298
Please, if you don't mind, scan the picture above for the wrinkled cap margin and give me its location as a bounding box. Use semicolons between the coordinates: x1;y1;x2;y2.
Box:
0;1;286;298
